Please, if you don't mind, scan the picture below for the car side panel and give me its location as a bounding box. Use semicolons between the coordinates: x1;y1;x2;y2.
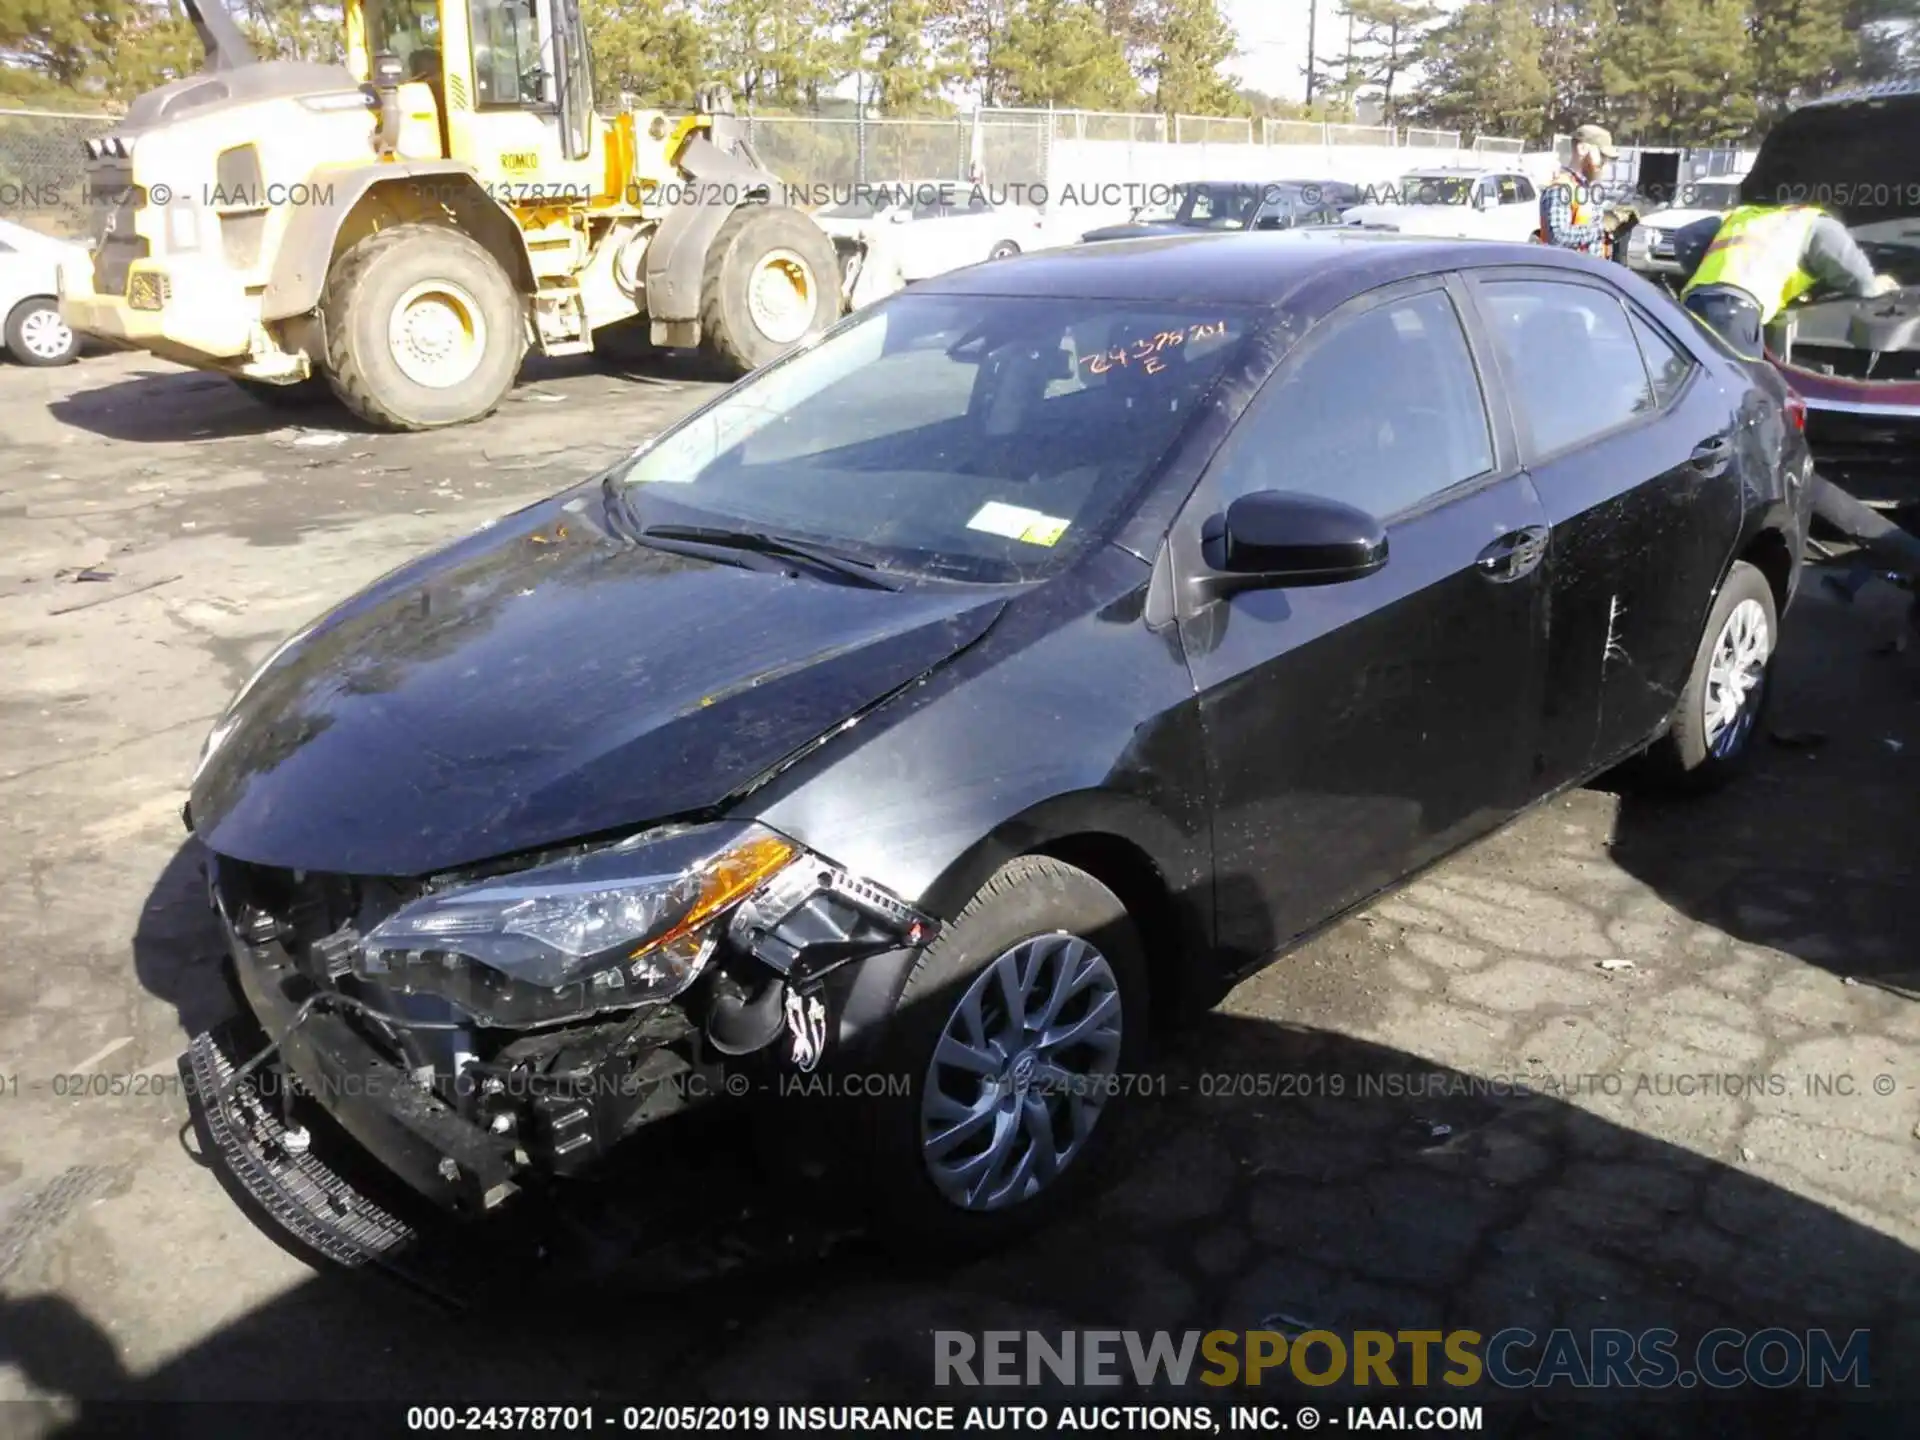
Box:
745;543;1220;985
1462;267;1748;782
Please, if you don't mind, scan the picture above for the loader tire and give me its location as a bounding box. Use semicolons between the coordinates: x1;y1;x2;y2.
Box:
321;223;525;431
698;205;840;377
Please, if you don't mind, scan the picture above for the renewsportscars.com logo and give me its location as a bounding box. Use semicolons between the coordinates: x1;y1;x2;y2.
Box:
934;1327;1873;1390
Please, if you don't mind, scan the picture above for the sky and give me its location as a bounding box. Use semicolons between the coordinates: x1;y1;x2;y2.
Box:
1223;0;1467;102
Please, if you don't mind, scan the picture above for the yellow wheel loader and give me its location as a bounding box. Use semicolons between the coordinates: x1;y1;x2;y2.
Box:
58;0;847;430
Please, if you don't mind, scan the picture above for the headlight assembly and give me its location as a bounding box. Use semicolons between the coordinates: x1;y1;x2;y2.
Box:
353;822;800;1028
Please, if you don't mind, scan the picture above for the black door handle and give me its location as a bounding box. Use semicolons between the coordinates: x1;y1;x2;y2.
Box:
1476;525;1549;582
1691;434;1732;473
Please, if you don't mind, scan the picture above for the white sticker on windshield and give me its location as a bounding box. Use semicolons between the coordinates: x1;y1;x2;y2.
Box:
967;501;1071;547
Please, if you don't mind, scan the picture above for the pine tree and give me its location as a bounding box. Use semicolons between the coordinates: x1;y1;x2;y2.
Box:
999;0;1139;108
1408;0;1550;142
1324;0;1441;125
1145;0;1237;116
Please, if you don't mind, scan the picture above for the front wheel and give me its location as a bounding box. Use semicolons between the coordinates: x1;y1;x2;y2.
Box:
859;856;1149;1253
6;297;79;366
698;205;841;376
988;239;1022;261
321;223;525;431
1644;560;1778;790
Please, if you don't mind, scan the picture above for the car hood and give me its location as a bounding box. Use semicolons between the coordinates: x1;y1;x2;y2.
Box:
1742;91;1920;228
188;486;1007;877
1340;204;1479;235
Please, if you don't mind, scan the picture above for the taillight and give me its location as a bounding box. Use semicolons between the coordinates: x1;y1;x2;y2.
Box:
1783;392;1806;432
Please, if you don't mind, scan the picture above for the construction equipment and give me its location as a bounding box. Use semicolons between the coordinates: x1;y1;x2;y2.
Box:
58;0;845;430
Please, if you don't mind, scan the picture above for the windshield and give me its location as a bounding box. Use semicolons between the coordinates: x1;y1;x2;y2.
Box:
1399;175;1475;206
1690;181;1741;210
1131;184;1260;229
609;294;1255;584
363;0;443;79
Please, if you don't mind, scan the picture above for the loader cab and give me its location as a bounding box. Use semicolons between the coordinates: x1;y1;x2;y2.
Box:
345;0;599;190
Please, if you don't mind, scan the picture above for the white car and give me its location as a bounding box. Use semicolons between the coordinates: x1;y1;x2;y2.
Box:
0;218;89;366
1340;167;1542;243
811;181;1044;281
1624;174;1747;280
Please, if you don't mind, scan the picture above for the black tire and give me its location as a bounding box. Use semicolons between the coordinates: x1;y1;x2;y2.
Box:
698;205;841;377
988;239;1021;260
6;296;79;366
855;856;1150;1254
231;375;336;411
1644;560;1779;791
320;223;525;431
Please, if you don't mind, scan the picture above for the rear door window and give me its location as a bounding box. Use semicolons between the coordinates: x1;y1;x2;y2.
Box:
1477;279;1656;457
1627;309;1697;410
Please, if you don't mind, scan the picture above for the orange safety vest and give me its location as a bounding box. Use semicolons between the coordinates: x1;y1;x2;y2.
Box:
1535;169;1603;252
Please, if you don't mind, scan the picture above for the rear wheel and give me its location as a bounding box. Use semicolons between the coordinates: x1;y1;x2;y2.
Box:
698;205;840;377
6;297;78;366
321;223;525;431
988;239;1021;260
1644;560;1777;790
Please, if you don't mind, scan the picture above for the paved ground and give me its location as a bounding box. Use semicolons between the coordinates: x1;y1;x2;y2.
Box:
0;351;1916;1439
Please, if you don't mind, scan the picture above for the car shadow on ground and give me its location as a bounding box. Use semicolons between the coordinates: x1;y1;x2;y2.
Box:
1;1011;1910;1437
1606;570;1920;997
43;353;713;445
40;841;1920;1438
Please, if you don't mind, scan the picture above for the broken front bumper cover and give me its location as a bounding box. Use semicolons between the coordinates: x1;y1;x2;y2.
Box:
187;835;939;1234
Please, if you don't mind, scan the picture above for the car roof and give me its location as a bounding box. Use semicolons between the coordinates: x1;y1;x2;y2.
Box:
913;229;1610;310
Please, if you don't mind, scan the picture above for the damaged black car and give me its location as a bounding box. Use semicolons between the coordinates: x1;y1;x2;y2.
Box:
182;230;1812;1254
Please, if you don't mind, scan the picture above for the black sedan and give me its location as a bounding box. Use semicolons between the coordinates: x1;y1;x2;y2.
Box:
183;230;1813;1252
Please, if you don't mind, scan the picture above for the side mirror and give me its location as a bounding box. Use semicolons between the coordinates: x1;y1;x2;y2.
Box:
1193;490;1388;599
1473;190;1492;211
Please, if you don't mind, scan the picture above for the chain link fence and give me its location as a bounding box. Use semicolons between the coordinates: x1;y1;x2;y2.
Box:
1470;135;1527;155
0;108;119;239
0;101;1538;235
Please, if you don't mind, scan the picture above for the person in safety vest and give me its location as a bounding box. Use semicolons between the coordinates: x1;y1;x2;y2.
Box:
1538;124;1630;256
1677;202;1900;360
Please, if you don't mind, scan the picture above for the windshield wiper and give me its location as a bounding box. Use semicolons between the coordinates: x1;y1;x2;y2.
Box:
638;523;903;591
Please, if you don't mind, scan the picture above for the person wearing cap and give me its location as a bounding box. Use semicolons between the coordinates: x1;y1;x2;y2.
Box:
1537;124;1625;255
1675;200;1900;361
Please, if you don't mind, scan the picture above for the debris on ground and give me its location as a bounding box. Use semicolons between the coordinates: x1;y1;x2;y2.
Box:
291;431;350;448
1598;958;1636;972
48;574;181;616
